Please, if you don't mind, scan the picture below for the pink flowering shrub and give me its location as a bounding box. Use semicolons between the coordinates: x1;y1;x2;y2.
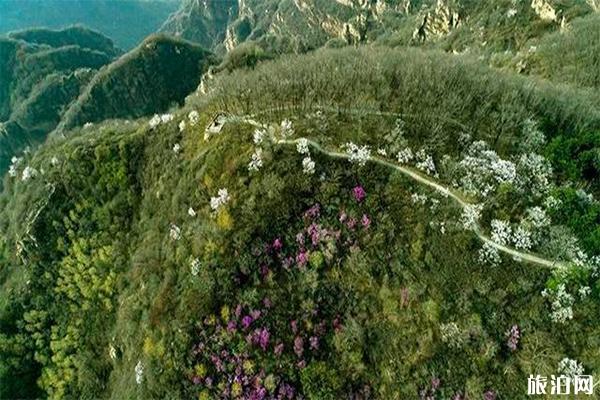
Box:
505;324;520;351
187;189;375;399
352;185;366;202
180;172;514;399
188;301;340;399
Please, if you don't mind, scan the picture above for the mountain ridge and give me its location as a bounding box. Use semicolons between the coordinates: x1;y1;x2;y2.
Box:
0;3;599;400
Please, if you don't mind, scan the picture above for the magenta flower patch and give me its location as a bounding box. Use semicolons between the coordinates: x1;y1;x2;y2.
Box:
352;185;366;202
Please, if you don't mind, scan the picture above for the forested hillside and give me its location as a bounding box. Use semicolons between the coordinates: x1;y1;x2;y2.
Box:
0;27;118;182
1;28;215;184
0;0;179;50
0;1;599;399
56;35;215;133
2;46;599;399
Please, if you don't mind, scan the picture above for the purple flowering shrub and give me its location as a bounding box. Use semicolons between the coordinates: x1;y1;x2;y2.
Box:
188;302;334;399
505;325;520;352
179;169;513;399
187;190;375;399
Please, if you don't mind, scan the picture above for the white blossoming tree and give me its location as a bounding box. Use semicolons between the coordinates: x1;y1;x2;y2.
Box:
557;358;584;378
491;219;512;245
512;227;533;250
281;119;294;137
396;147;414;164
210;188;230;211
253;129;266;145
248;148;263;172
516;153;553;197
135;360;144;384
302;157;316;175
21;166;38;182
454;141;516;197
343;142;371;167
8;156;22;177
296;138;310;155
190;258;201;276
160;113;174;124
188;110;200;126
149;114;161;129
542;283;574;324
460;204;483;231
479;243;501;266
415;149;438;177
169;224;181;241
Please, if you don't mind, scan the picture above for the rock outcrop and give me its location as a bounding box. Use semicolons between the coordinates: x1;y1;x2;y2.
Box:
531;0;557;22
159;0;238;50
161;0;415;52
413;0;461;42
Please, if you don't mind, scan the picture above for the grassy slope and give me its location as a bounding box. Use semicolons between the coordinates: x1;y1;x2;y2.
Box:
1;47;598;399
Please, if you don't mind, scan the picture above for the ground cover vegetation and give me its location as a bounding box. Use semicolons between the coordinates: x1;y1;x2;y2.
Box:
0;43;599;399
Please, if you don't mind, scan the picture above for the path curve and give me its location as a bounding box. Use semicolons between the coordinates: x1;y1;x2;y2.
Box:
230;114;567;270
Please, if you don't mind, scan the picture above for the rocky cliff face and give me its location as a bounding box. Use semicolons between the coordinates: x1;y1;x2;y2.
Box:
162;0;419;52
162;0;593;55
159;0;238;50
412;0;461;42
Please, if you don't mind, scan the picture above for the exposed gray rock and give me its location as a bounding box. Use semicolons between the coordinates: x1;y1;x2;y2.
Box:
159;0;238;49
413;0;461;42
531;0;557;22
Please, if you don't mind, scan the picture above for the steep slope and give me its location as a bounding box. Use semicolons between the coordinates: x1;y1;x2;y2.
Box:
159;0;239;50
162;0;416;53
0;27;118;182
0;0;179;50
10;70;96;134
0;69;95;178
0;38;20;121
1;47;599;400
518;12;600;90
1;26;119;119
161;0;594;54
8;25;121;56
57;35;215;132
10;45;112;108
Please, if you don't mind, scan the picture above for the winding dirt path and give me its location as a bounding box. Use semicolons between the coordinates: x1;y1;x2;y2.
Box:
230;114;566;270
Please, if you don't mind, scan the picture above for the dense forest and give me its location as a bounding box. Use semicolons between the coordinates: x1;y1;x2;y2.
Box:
0;0;179;49
0;1;599;399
